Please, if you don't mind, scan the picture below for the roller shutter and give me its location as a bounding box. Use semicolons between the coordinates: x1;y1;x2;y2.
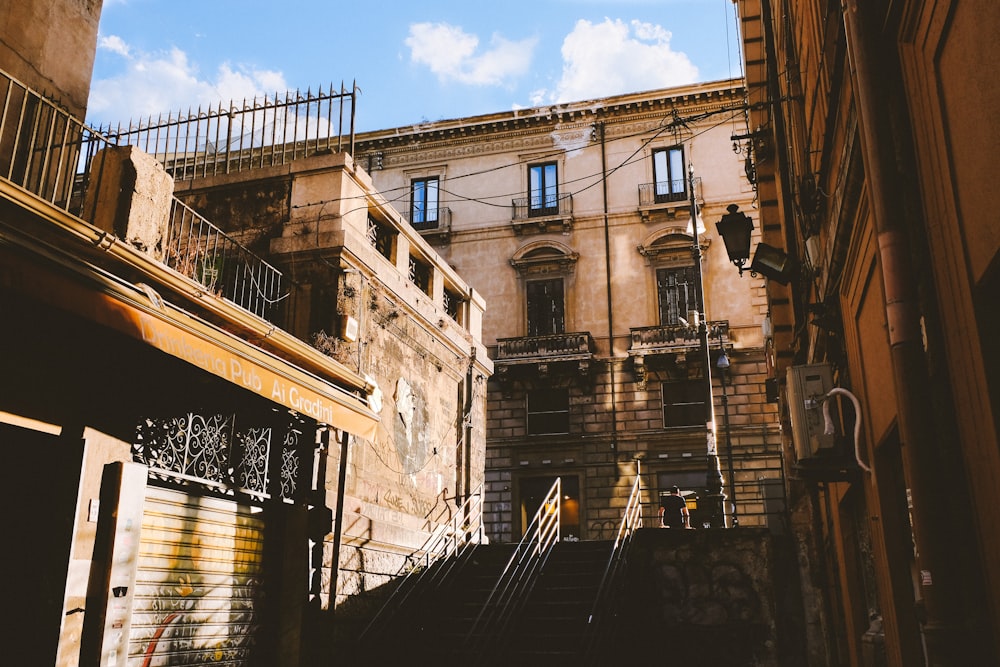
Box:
127;486;266;666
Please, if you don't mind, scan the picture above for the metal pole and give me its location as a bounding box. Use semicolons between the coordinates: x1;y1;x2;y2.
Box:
718;338;738;527
329;428;350;620
689;161;725;528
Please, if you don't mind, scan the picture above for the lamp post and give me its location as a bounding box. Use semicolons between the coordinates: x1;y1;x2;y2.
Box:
688;162;725;528
716;340;738;527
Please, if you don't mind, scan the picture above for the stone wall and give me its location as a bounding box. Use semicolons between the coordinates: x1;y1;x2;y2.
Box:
483;352;782;542
609;527;806;666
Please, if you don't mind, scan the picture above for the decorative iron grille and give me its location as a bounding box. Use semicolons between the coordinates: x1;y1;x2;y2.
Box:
133;411;310;502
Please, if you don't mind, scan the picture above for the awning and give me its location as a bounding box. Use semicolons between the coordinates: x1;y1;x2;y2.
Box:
0;244;380;439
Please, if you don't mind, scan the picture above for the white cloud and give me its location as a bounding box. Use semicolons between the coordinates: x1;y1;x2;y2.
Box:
87;39;287;124
405;22;536;86
545;18;699;104
98;35;130;58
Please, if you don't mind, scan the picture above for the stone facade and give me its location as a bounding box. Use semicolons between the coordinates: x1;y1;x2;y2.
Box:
737;1;1000;664
610;527;807;666
354;81;783;543
172;151;493;611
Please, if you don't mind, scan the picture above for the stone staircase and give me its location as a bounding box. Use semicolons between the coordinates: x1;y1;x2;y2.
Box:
351;528;795;666
359;540;613;665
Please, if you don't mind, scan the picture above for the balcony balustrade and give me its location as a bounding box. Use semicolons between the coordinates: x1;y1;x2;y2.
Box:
495;331;595;385
637;177;701;223
0;67;285;325
629;320;729;385
496;331;594;361
510;193;573;234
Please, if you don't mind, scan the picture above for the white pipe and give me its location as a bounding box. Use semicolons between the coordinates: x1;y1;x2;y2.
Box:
823;387;871;473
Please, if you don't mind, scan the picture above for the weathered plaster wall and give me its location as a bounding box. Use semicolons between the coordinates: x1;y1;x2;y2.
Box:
0;0;102;119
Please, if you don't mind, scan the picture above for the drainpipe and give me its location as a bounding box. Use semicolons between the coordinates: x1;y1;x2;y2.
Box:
329;428;351;621
842;1;955;662
598;120;618;451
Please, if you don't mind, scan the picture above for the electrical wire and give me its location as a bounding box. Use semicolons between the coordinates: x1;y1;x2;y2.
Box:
289;103;748;221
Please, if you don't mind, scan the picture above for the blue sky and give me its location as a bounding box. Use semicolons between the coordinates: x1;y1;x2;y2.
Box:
88;0;744;133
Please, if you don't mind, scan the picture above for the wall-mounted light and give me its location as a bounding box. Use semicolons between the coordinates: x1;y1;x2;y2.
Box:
717;203;797;285
749;242;795;285
716;204;754;275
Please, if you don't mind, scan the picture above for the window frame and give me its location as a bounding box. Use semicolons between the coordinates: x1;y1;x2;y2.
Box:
661;379;706;428
656;266;700;327
527;387;570;435
410;176;440;228
526;278;565;336
652;146;687;203
528;162;559;216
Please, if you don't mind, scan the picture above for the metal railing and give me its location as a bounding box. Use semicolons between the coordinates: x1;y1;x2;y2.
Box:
638;179;688;206
466;477;561;662
99;82;357;181
511;192;573;221
0;67;286;324
359;485;485;642
167;199;284;320
404;205;451;232
585;471;643;661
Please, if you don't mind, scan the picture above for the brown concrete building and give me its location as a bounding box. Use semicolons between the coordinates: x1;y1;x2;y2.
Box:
0;2;490;665
352;80;783;542
736;0;1000;664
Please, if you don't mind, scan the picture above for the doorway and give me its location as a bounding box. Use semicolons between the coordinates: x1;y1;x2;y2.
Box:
517;475;580;539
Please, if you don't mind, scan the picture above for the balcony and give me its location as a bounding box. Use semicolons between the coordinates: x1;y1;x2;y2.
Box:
511;193;573;235
167;200;284;321
629;320;729;385
403;206;451;243
495;331;594;384
0;67;285;325
637;179;699;223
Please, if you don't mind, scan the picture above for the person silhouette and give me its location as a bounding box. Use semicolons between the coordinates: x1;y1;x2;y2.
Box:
658;485;690;528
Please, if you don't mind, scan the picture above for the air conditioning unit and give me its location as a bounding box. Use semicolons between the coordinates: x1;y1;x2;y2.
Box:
786;363;836;461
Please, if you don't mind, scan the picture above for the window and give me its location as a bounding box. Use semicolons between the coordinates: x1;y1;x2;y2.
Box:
526;279;565;336
657;267;699;326
662;380;705;428
653;147;686;203
411;177;439;229
527;388;570;435
529;162;558;216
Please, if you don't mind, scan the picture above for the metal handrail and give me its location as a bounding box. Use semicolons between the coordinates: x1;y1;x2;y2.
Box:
358;484;485;641
0;67;287;325
466;477;561;662
584;471;644;661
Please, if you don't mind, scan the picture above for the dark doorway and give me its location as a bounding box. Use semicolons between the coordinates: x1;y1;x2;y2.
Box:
517;475;580;539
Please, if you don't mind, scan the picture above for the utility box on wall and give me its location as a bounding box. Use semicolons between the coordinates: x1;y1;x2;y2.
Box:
786;363;836;461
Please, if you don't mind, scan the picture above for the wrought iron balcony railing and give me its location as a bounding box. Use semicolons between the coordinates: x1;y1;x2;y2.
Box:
0;67;285;324
511;192;573;222
496;331;595;361
168;199;284;320
403;205;451;232
638;180;688;206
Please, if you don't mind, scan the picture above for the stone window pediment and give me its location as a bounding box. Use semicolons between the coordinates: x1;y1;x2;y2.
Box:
510;241;579;278
637;227;709;267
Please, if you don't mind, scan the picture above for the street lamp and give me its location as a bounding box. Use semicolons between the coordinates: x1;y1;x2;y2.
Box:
716;341;738;527
688;162;725;528
716;203;796;285
716;203;754;276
